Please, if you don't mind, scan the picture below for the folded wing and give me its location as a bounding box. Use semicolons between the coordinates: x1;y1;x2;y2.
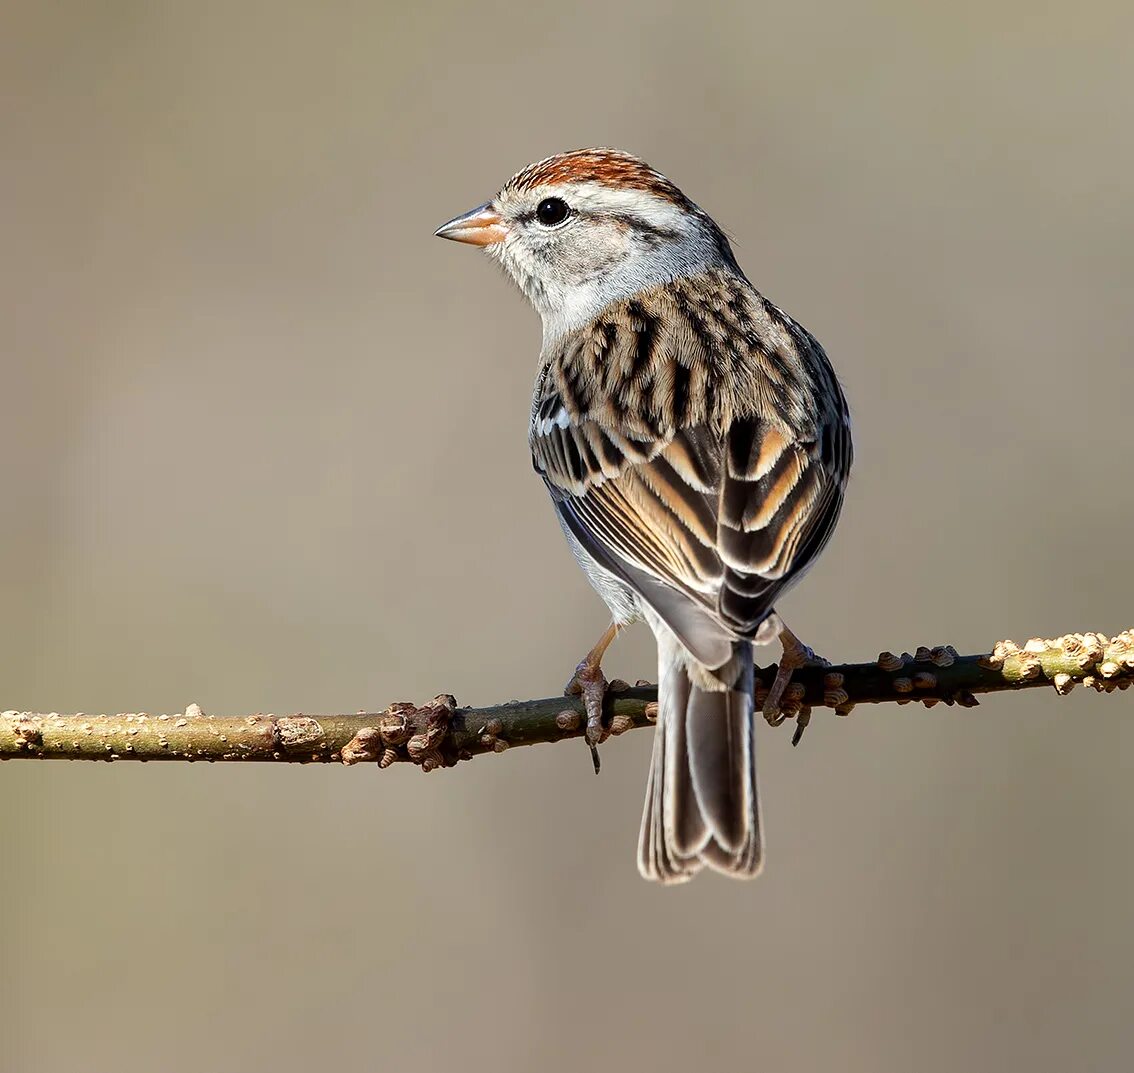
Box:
533;400;848;669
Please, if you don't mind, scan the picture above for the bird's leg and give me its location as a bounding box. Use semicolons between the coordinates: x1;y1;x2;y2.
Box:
564;621;622;772
762;624;829;738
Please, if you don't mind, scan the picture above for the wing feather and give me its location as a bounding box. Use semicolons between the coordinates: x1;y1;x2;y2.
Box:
529;272;851;665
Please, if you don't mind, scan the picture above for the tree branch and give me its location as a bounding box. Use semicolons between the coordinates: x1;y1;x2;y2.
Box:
3;628;1132;767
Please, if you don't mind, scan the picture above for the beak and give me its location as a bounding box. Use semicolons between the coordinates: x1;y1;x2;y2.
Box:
433;202;507;247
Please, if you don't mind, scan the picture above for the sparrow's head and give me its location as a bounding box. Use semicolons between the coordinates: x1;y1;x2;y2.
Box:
435;148;739;340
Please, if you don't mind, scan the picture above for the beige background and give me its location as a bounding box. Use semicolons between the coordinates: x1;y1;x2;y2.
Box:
3;3;1133;1071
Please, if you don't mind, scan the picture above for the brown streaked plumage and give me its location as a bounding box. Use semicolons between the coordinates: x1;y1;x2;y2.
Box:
531;268;849;673
436;149;853;883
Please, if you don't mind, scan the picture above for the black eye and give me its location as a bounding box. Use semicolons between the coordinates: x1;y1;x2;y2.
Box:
535;197;570;226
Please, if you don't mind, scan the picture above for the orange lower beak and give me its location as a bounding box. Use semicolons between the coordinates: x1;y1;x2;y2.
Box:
433;202;507;247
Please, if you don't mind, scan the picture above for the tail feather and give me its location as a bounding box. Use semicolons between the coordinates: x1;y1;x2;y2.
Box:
662;664;713;858
638;638;763;883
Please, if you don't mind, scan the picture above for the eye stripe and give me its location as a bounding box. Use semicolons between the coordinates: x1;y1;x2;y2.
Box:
623;216;682;243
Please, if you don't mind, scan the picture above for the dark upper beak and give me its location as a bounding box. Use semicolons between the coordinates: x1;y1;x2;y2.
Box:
433;202;507;247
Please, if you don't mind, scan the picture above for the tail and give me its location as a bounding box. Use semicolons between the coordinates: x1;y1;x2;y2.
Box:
637;636;762;883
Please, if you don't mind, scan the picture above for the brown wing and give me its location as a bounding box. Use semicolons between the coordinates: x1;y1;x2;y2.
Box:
530;271;851;669
534;410;847;666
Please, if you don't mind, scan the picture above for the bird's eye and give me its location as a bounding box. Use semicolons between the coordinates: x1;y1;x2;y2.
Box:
535;197;571;226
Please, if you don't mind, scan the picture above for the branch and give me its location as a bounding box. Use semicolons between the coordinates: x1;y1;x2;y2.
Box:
3;628;1132;767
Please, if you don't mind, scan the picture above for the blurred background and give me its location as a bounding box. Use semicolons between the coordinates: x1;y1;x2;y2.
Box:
3;2;1133;1071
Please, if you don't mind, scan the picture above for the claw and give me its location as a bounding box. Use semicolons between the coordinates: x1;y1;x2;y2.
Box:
563;621;621;774
565;658;610;772
763;626;829;742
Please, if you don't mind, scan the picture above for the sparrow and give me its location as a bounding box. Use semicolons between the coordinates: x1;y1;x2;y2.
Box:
435;149;852;882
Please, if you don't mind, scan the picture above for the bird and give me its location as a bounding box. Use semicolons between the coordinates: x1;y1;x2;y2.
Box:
435;148;852;883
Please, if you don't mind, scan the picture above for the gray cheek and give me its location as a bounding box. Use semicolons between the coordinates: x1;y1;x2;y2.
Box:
557;237;625;287
524;240;587;291
579;250;622;284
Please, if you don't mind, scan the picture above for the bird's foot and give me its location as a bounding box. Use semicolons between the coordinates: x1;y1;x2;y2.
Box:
762;627;829;745
563;621;622;773
565;657;611;773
